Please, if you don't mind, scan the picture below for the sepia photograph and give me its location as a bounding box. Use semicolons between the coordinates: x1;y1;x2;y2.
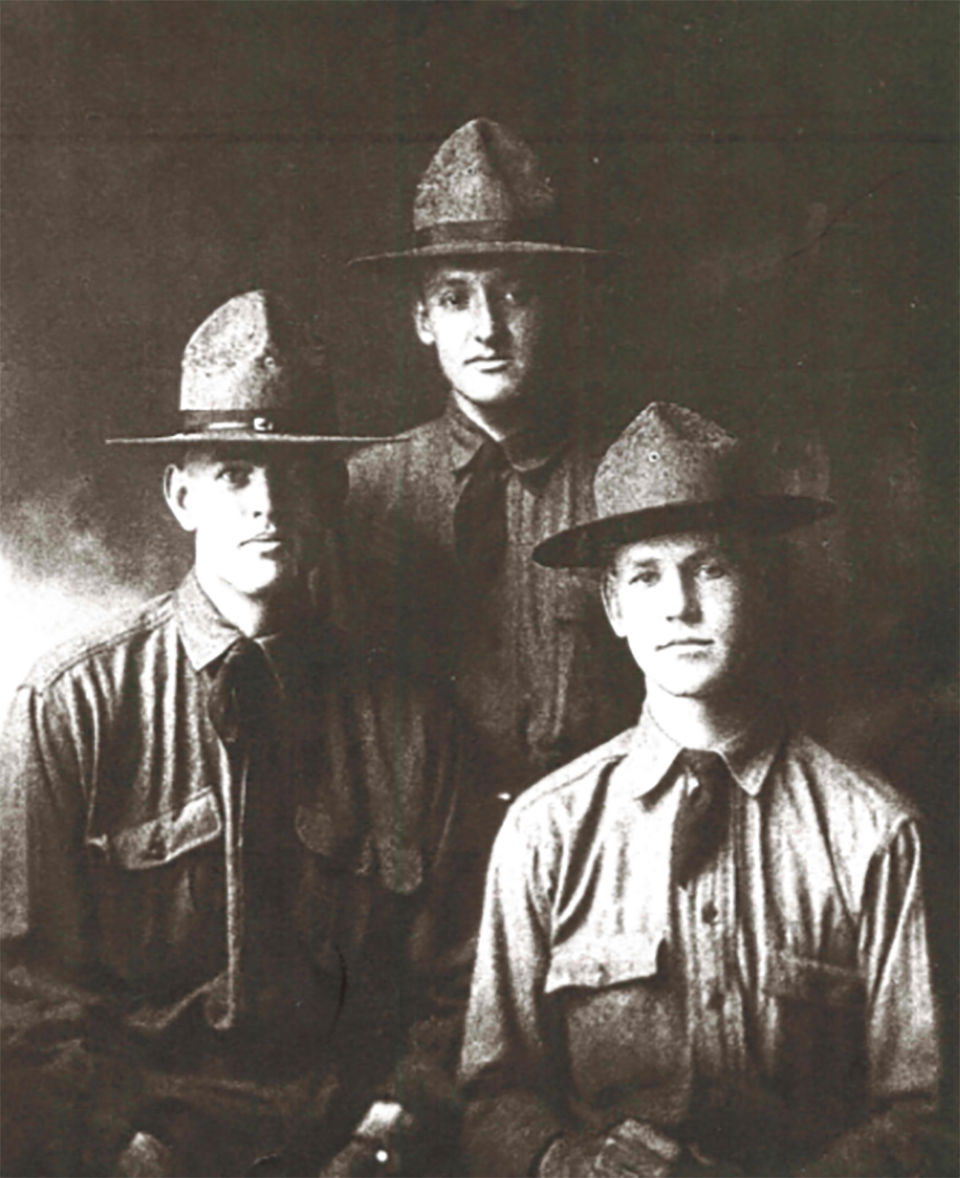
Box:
1;4;957;1175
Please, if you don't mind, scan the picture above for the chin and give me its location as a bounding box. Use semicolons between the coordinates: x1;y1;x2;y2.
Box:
460;376;527;407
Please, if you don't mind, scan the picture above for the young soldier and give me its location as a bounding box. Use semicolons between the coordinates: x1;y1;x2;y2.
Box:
459;403;941;1177
1;291;475;1178
346;118;638;814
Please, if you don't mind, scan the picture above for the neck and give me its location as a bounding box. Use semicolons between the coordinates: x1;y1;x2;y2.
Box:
644;679;767;751
195;567;312;639
452;389;534;442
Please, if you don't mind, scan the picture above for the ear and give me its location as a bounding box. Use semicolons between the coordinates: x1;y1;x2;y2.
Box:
413;298;436;347
601;567;627;639
163;464;198;533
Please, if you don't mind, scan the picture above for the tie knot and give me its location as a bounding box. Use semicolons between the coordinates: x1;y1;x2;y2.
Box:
680;749;729;790
208;639;277;743
471;437;508;474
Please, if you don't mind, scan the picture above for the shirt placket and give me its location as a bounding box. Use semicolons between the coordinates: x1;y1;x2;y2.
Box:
676;770;746;1086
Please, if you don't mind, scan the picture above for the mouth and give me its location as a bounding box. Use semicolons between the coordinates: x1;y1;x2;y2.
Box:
244;535;288;549
468;356;511;370
656;638;713;652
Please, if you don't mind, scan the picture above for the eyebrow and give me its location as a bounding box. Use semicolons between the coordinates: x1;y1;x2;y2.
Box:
620;545;726;572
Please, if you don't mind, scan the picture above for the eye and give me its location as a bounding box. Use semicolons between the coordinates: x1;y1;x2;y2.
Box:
503;283;534;307
697;560;730;581
629;568;659;586
436;289;469;311
216;463;252;488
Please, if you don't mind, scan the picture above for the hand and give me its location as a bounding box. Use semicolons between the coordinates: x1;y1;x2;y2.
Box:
318;1138;395;1177
538;1121;681;1178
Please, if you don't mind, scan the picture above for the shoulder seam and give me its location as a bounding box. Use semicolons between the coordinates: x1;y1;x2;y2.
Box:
31;596;176;694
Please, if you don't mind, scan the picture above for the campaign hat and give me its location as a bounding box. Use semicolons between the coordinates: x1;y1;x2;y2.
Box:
349;118;610;266
107;290;394;448
533;402;835;568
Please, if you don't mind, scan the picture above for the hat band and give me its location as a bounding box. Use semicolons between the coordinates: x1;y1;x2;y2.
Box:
415;218;552;247
180;409;334;435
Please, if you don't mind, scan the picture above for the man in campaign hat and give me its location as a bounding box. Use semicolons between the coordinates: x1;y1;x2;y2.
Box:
346;118;638;816
1;291;479;1177
460;403;942;1176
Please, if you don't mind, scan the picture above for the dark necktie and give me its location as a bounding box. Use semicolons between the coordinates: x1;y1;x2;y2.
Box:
453;437;509;595
206;639;284;1028
672;750;731;889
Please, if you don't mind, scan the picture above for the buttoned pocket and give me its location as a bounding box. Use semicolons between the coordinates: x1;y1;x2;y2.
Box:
765;952;864;1009
764;951;866;1134
547;931;684;1112
106;790;223;869
92;791;224;984
545;930;663;995
295;803;421;893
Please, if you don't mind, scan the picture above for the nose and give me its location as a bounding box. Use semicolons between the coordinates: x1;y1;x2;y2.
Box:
246;467;285;521
471;287;503;344
663;567;701;623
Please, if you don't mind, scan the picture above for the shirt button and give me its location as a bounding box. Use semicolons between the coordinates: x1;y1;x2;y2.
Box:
701;901;718;925
707;984;724;1013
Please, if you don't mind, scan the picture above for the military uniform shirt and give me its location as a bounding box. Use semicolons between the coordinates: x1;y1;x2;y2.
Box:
345;396;639;801
459;706;940;1177
1;572;474;1176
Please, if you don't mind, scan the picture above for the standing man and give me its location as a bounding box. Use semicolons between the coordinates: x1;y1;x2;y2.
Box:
460;403;943;1177
346;118;639;812
2;291;475;1178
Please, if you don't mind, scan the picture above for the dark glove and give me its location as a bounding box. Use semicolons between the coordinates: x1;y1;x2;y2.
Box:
538;1120;682;1177
536;1123;747;1178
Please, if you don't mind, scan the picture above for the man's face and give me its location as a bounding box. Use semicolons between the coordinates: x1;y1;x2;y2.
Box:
165;447;332;601
602;531;761;701
414;261;548;410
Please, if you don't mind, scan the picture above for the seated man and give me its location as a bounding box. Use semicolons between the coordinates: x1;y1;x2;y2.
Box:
1;291;476;1178
459;402;942;1177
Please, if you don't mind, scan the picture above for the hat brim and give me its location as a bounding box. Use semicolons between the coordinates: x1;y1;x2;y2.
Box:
349;242;614;266
533;496;837;568
106;432;401;449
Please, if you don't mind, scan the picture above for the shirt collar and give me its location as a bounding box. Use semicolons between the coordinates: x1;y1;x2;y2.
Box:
444;395;569;479
624;703;785;802
175;570;242;672
174;570;347;676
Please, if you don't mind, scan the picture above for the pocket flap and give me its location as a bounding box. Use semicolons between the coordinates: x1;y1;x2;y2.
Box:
546;931;664;995
108;791;222;870
766;952;864;1008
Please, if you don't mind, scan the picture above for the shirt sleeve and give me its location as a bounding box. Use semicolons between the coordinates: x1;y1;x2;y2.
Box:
800;818;943;1177
458;803;566;1177
1;680;143;1176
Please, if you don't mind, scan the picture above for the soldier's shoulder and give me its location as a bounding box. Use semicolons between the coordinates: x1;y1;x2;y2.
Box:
21;591;176;695
510;728;636;825
347;414;444;482
787;729;922;840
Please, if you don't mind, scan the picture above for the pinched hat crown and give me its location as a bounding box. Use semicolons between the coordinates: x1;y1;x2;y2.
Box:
107;290;389;448
181;289;321;417
413;118;555;233
534;402;835;567
350;118;607;265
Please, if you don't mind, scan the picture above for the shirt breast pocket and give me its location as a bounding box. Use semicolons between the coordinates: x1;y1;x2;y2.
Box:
294;803;424;964
765;951;867;1127
92;790;224;983
545;932;685;1107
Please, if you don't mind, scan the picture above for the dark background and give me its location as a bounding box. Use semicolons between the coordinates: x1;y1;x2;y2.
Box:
2;0;957;1099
